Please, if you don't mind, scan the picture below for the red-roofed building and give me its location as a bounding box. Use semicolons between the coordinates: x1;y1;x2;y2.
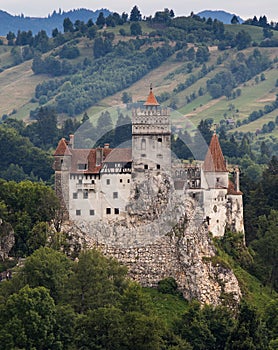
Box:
54;86;244;236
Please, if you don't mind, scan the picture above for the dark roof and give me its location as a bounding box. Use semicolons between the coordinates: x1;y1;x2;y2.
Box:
53;138;72;156
227;179;243;195
54;138;132;174
203;134;227;172
103;148;132;163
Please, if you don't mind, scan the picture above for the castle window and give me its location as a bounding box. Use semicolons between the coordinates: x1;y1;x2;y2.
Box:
141;139;146;150
106;179;110;185
216;177;220;182
213;205;217;213
120;179;123;183
127;179;130;183
113;192;118;199
83;190;88;199
73;193;78;199
141;154;146;157
91;180;95;184
106;208;111;215
76;210;81;216
144;164;148;170
61;159;63;164
78;163;87;170
114;208;119;214
157;164;160;170
78;179;82;184
158;137;162;142
90;209;95;216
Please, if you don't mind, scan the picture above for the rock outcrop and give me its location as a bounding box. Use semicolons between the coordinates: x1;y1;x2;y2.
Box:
0;219;15;261
63;172;242;306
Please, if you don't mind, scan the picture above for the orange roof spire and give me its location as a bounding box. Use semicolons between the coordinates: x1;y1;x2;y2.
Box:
144;83;160;106
203;134;227;172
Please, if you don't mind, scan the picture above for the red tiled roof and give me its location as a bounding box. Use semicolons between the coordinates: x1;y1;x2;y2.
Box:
57;145;132;174
70;148;111;174
53;138;72;156
227;179;243;195
144;88;160;106
203;134;227;172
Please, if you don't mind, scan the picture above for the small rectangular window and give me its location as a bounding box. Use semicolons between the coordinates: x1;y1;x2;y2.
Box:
106;208;111;214
114;208;119;215
90;209;95;216
91;180;95;184
78;163;87;170
73;193;78;199
113;192;118;199
157;164;161;170
144;164;148;170
83;190;88;199
76;210;81;216
120;179;123;183
106;179;110;185
127;179;130;183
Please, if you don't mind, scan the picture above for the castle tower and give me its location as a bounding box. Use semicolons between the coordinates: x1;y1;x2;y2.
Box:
201;133;244;236
53;138;72;220
202;133;228;189
132;85;171;174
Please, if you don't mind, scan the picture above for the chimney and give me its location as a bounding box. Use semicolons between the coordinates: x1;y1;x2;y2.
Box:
104;143;110;149
68;134;74;149
234;166;240;192
96;149;103;166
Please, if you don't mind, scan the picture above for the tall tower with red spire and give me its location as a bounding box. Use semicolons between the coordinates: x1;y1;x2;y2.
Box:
132;85;171;174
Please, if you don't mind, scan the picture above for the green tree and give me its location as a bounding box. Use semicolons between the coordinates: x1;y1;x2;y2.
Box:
231;15;239;24
63;17;74;32
66;249;127;312
96;11;106;27
20;247;72;301
234;30;252;50
226;301;268;350
130;22;142;36
174;301;216;349
6;31;15;45
251;210;278;290
121;91;132;103
0;286;56;350
130;5;142;21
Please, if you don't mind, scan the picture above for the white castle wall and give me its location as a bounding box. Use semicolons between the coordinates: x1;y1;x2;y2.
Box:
68;173;131;221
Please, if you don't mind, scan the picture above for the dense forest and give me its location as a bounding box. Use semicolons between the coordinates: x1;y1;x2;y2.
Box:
0;5;277;349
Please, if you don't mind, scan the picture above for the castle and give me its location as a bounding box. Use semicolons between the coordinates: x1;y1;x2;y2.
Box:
53;86;244;238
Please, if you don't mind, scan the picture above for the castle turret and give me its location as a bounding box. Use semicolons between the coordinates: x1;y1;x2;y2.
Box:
53;138;72;220
203;133;228;189
132;85;171;174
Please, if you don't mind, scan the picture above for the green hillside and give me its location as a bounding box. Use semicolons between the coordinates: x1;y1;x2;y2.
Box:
0;14;278;142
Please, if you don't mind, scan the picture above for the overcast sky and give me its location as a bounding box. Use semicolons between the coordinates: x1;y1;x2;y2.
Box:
1;0;278;22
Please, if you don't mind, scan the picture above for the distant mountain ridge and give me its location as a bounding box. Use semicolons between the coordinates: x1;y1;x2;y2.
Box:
0;8;111;36
197;10;244;24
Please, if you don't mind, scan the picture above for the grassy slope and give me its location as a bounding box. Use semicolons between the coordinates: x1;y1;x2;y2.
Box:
0;22;278;135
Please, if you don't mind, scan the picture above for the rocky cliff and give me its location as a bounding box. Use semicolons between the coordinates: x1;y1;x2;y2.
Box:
63;172;242;306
